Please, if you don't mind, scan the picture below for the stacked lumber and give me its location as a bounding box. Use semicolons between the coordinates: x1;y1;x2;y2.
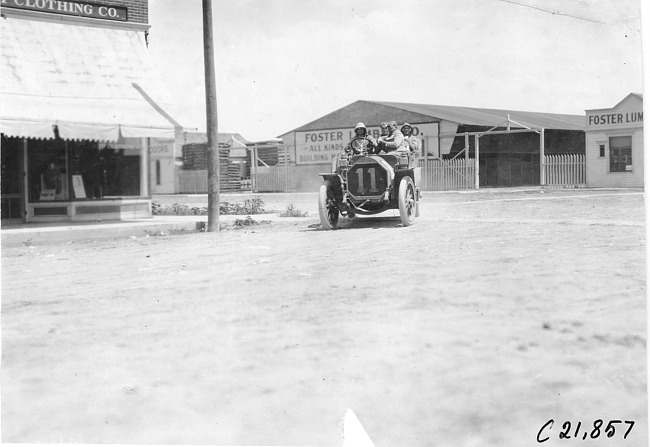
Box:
182;143;208;170
219;148;241;192
181;143;242;191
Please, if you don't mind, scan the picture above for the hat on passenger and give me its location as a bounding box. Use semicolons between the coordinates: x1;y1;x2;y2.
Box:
355;122;366;129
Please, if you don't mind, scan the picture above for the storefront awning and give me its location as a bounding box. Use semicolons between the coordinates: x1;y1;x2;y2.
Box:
1;16;179;141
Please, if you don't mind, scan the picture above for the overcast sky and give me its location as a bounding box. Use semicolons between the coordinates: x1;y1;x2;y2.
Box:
147;0;643;141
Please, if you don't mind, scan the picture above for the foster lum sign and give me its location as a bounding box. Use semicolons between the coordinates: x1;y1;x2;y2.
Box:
294;123;439;165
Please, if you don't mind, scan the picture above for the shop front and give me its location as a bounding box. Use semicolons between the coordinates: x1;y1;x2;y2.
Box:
149;137;179;195
585;93;644;188
1;1;180;223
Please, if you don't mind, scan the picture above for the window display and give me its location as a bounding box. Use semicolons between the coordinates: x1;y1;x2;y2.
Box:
69;141;142;198
1;136;24;218
27;139;68;202
26;138;143;202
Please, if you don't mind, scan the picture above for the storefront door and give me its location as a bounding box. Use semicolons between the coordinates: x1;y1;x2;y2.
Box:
1;137;25;223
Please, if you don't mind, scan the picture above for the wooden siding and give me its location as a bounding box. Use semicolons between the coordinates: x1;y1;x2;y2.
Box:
585;94;643;188
585;130;644;188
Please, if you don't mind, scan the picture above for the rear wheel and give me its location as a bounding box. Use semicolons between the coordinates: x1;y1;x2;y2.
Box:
398;176;416;226
318;183;339;229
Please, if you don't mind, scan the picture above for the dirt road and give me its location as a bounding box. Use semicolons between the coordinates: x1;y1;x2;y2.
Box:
1;190;646;446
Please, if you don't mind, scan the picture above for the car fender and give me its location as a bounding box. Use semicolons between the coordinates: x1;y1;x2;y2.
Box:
412;166;421;186
319;173;343;185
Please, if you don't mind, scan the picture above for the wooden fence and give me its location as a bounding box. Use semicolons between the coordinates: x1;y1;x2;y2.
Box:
252;164;296;192
418;158;476;191
543;154;586;188
177;170;208;194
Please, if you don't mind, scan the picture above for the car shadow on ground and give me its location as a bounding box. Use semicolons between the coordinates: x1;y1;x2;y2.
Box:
304;215;407;231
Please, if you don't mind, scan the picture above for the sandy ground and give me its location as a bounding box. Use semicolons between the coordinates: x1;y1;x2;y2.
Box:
1;189;647;446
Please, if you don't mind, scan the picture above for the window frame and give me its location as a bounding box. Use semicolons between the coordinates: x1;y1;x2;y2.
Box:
608;135;633;174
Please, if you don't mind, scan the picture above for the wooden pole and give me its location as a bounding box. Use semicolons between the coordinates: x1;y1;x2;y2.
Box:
202;0;220;231
464;132;469;162
465;132;469;189
423;138;428;190
539;129;546;186
251;145;257;193
475;134;480;190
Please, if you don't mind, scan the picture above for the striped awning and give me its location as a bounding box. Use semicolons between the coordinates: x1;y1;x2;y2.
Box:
1;16;179;141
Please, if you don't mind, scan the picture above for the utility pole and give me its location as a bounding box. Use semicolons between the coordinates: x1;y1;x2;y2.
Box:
202;0;220;231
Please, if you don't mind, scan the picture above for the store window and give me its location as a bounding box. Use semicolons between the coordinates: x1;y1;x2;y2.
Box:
609;136;632;173
27;139;69;202
598;143;605;158
69;141;142;198
1;136;24;218
27;138;142;202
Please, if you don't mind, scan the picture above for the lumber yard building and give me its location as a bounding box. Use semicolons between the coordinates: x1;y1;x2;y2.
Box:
279;100;587;192
585;93;643;188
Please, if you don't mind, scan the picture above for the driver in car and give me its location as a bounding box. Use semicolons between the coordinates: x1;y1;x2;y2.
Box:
344;122;377;155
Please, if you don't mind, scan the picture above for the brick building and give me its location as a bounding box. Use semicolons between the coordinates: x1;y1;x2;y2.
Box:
1;0;181;223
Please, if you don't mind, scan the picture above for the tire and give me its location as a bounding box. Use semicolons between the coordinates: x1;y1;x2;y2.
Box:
398;176;416;226
318;183;339;230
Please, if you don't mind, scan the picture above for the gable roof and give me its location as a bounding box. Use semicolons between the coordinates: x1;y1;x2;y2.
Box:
598;92;643;111
614;92;643;108
281;100;585;136
284;100;435;134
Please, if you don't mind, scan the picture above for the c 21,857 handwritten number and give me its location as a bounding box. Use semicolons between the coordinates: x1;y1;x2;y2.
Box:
537;419;635;443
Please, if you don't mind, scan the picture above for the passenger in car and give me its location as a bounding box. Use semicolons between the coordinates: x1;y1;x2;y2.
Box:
401;123;422;156
377;120;408;155
379;122;389;137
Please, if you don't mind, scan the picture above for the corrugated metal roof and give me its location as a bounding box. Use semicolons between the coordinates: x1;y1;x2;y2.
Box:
376;101;586;131
282;100;439;134
281;99;586;136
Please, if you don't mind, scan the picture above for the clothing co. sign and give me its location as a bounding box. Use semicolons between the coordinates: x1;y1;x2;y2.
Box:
2;0;128;21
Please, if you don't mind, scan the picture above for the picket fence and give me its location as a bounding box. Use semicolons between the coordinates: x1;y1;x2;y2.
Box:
248;158;476;192
418;158;476;191
179;155;584;193
252;164;296;192
543;154;586;188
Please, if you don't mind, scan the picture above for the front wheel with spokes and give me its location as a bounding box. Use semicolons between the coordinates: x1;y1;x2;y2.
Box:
398;176;416;226
318;183;340;229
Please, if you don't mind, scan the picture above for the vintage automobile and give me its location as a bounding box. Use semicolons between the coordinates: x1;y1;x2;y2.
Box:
318;137;421;229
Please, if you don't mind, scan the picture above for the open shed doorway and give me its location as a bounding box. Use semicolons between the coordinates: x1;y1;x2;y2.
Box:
443;123;585;188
